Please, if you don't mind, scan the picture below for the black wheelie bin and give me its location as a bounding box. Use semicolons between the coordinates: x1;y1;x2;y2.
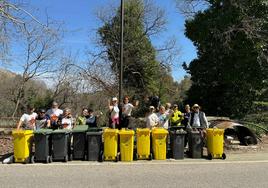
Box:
188;130;203;158
32;129;53;163
72;125;88;160
169;129;186;159
51;129;72;162
86;128;103;161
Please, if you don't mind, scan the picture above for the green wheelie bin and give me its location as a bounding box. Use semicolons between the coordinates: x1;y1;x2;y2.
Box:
51;129;72;162
72;125;88;160
32;129;53;163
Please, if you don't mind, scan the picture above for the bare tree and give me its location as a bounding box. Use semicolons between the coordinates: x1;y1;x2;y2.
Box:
11;19;62;117
0;0;51;64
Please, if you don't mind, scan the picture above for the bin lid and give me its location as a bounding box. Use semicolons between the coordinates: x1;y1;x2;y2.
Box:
190;130;200;134
103;128;119;134
12;130;33;136
169;126;186;131
206;128;224;135
51;129;71;134
86;131;103;136
170;129;187;134
136;128;150;134
152;128;168;135
72;125;88;133
119;129;134;135
34;129;53;134
87;127;103;132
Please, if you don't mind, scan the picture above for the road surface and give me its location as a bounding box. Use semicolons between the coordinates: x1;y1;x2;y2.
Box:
1;160;268;188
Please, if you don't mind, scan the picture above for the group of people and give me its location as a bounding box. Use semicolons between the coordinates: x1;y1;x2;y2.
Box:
16;96;208;132
16;102;98;130
107;95;208;131
146;103;208;130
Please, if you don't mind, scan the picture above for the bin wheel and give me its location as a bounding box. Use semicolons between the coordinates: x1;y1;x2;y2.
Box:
69;154;73;161
45;156;50;164
64;155;68;162
207;153;212;160
148;153;153;161
98;152;104;162
222;153;226;160
31;156;35;164
23;157;30;164
49;156;53;163
135;153;138;161
115;153;119;162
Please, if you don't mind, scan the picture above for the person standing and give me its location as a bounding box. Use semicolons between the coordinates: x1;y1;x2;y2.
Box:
157;106;170;129
17;105;38;130
188;104;208;129
121;96;139;128
35;109;51;130
108;97;120;129
181;104;191;127
146;106;159;129
170;104;183;127
46;101;63;129
76;108;89;126
58;108;73;130
86;108;97;128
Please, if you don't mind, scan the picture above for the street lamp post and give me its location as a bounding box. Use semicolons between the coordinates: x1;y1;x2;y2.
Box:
119;0;124;105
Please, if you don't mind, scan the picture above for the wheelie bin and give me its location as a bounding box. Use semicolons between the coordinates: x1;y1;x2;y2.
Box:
136;128;152;160
206;128;226;160
86;128;103;161
32;129;53;163
72;125;88;160
103;128;119;161
119;129;134;162
169;129;186;159
51;129;72;162
152;128;168;160
12;130;34;163
188;130;203;158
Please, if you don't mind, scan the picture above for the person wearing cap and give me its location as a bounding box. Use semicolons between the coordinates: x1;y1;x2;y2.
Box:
46;101;63;129
121;96;139;128
170;104;183;127
188;104;208;129
35;109;51;130
17;105;38;130
108;97;120;129
146;106;159;129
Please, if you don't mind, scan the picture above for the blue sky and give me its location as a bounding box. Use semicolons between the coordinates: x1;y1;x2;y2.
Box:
17;0;197;81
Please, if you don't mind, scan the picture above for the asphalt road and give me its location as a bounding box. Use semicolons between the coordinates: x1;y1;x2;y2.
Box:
1;161;268;188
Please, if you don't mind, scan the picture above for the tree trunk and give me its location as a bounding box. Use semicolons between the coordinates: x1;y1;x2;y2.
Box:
12;84;24;118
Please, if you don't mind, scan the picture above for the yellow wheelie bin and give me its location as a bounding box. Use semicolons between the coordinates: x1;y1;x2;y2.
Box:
136;128;152;160
103;128;119;161
12;130;34;163
206;128;226;160
119;129;134;162
152;128;168;160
